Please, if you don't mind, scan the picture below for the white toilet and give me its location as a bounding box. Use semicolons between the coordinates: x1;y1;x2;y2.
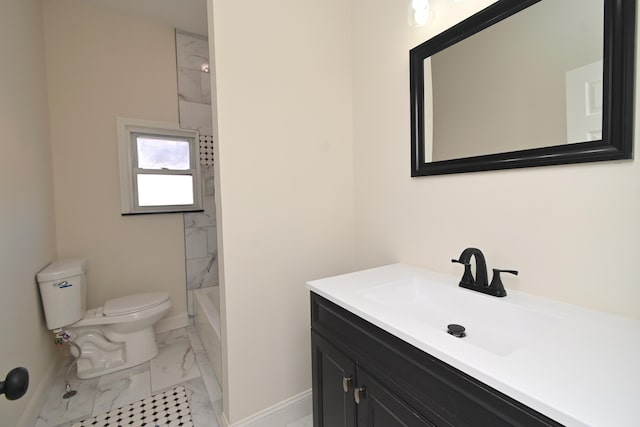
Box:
37;259;172;379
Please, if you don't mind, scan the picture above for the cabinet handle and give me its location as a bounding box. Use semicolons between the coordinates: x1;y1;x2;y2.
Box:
342;376;353;393
354;386;366;404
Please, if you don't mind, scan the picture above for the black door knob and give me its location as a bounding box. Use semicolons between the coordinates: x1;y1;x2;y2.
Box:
0;367;29;400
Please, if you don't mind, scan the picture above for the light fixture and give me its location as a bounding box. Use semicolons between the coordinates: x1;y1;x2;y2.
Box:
409;0;431;27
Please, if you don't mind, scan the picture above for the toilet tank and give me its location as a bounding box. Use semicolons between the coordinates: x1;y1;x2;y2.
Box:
37;259;88;330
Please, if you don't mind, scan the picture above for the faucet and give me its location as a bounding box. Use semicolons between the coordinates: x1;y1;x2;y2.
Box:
452;247;488;287
452;248;516;297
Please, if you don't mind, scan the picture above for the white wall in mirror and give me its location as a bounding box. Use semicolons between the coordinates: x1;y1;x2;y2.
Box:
423;0;603;162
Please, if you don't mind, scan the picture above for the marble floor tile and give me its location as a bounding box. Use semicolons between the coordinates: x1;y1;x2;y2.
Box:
92;364;151;416
211;397;224;427
35;327;225;427
150;334;201;392
48;415;87;427
35;359;99;427
186;325;205;353
96;362;150;386
156;327;189;346
174;377;219;427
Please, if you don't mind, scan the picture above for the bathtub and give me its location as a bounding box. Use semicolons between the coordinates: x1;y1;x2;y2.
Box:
193;286;222;385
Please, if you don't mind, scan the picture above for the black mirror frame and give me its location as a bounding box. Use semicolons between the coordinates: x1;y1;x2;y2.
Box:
410;0;636;177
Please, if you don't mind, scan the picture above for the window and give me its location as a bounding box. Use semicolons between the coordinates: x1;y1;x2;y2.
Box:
117;117;202;214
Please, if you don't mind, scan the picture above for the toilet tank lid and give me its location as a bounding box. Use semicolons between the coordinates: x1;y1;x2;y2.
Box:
37;259;87;282
103;292;170;316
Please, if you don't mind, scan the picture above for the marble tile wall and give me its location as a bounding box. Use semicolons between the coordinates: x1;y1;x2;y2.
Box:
176;30;218;315
176;31;213;135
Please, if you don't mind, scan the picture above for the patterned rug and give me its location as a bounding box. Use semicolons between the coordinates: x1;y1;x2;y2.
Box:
71;386;193;427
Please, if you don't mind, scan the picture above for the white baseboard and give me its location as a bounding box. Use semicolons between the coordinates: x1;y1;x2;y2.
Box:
223;389;312;427
17;353;61;427
155;312;190;333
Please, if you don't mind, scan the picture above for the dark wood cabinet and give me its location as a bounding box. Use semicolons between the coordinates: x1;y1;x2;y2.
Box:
311;331;356;427
312;330;433;427
310;292;562;427
355;366;435;427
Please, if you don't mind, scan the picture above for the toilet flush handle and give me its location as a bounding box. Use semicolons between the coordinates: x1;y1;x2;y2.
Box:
54;281;72;288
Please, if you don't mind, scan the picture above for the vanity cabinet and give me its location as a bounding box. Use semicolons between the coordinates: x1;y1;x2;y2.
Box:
310;293;562;427
312;331;433;427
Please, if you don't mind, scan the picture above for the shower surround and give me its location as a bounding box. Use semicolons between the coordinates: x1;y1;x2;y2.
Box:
176;30;218;315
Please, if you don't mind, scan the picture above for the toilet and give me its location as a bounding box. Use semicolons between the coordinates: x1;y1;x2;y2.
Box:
36;259;171;379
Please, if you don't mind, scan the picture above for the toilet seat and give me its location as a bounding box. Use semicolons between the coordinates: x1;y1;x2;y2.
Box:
71;292;171;328
103;292;170;316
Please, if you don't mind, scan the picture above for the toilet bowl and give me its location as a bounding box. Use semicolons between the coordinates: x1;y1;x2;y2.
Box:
37;259;172;379
68;292;171;378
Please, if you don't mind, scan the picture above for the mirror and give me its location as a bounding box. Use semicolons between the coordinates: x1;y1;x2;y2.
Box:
410;0;636;176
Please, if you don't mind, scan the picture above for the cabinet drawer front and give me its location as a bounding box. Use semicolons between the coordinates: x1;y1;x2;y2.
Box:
311;293;562;427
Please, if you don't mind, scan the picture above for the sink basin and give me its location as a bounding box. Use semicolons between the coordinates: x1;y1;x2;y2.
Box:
308;263;640;426
361;276;560;356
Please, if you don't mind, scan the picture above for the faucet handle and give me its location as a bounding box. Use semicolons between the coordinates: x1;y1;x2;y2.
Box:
495;269;518;276
488;268;518;297
451;259;474;286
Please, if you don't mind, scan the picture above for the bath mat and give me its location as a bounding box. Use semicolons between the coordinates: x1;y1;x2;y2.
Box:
71;386;193;427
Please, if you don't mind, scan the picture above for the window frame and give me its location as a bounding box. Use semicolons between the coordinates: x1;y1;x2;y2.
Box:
117;117;203;215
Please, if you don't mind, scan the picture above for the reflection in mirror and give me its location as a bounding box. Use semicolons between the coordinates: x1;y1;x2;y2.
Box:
425;0;603;162
410;0;635;176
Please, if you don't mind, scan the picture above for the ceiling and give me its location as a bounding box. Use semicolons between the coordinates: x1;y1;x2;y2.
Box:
86;0;208;36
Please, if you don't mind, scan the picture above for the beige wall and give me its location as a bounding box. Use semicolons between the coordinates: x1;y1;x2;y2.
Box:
432;0;603;160
354;0;640;319
42;0;187;317
0;0;59;424
209;0;355;422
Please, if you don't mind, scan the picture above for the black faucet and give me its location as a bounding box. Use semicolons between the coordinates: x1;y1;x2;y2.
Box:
451;248;516;297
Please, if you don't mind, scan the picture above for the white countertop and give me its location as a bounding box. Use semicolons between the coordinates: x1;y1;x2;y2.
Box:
306;263;640;427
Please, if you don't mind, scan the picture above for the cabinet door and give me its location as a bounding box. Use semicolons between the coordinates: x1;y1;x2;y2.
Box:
356;367;435;427
312;331;357;427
